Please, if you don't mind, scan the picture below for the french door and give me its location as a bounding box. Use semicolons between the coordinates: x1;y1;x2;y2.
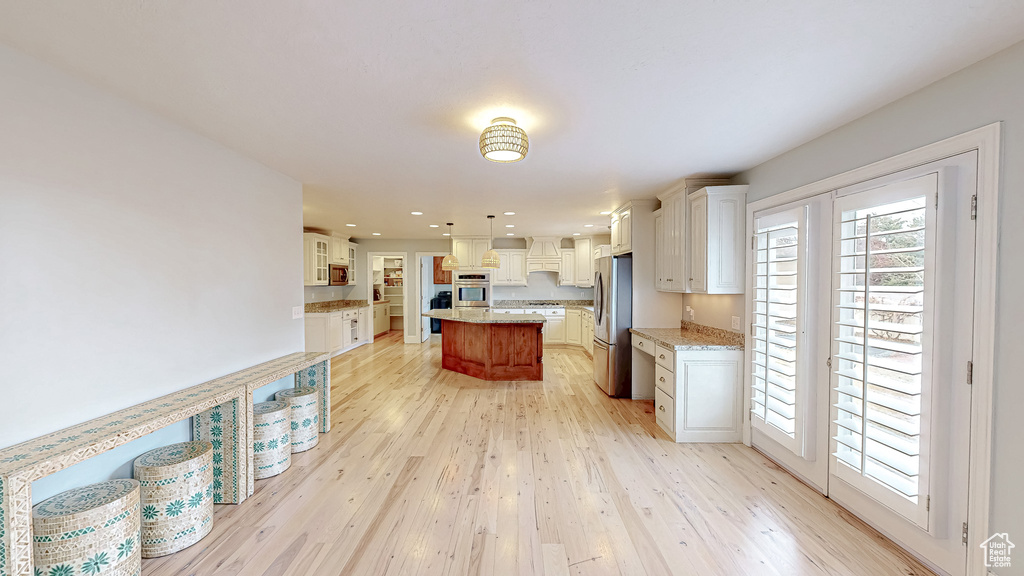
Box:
749;152;977;575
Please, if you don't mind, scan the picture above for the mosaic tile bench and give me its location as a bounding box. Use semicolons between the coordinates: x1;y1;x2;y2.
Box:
0;351;330;576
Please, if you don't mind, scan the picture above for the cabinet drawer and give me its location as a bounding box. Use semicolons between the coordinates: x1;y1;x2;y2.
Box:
631;333;654;356
655;364;674;397
540;308;565;317
655;345;674;370
655;387;674;436
343;309;357;320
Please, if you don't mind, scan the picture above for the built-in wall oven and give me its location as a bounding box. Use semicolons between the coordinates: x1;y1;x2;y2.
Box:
453;271;492;308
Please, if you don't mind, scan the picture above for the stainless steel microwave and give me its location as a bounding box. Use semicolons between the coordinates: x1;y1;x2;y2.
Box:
329;265;349;286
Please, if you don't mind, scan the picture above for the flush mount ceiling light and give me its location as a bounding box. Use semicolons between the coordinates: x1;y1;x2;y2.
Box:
429;224;439;228
411;211;423;215
480;118;528;163
442;223;459;270
346;223;357;227
503;211;516;215
481;215;500;268
372;232;381;236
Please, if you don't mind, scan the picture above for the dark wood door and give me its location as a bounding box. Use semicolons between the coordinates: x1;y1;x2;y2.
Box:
433;256;452;285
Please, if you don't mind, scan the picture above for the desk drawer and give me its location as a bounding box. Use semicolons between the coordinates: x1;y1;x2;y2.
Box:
655;387;674;436
631;333;654;356
655;364;674;397
655;345;674;370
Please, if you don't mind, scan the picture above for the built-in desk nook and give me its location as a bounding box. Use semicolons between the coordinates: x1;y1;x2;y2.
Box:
424;310;546;381
0;352;330;576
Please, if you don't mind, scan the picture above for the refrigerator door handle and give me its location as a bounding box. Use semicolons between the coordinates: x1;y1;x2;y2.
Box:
594;271;604;325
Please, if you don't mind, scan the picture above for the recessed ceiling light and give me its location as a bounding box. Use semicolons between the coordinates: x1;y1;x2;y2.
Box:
346;223;356;227
411;211;423;215
506;233;515;236
442;233;450;236
372;232;381;236
584;224;594;228
599;211;611;215
572;233;581;236
503;211;515;216
505;224;514;228
429;224;439;228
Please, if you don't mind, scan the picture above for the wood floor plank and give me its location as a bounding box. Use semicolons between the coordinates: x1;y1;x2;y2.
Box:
140;331;936;576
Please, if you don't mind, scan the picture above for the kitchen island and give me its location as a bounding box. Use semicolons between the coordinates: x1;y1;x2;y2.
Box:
424;309;546;381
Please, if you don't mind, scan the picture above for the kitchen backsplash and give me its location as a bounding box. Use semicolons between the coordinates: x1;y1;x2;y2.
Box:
491;270;594;301
305;284;362;303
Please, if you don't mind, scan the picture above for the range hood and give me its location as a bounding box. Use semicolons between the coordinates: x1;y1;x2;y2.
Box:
526;237;562;273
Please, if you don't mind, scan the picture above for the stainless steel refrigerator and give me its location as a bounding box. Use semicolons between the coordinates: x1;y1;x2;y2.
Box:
593;254;632;397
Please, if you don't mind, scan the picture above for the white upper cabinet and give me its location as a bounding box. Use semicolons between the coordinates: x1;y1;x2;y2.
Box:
573;237;594;287
655;189;688;293
610;204;633;255
493;249;528;286
452;237;492;269
347;243;358;285
303;233;330;286
687;185;747;294
559;249;575;286
330;234;350;266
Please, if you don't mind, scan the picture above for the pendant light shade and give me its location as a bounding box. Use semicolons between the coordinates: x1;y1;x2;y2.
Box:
480;117;528;163
481;215;500;268
442;223;459;271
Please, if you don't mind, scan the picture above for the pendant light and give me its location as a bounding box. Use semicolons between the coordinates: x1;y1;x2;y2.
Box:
481;215;500;268
441;223;459;271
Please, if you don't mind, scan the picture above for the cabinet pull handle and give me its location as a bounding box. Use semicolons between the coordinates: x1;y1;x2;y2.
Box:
659;376;665;382
659;354;665;359
638;341;643;347
658;405;665;412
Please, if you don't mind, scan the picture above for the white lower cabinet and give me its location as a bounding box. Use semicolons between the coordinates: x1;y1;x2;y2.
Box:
638;342;742;442
305;306;373;356
566;309;582;345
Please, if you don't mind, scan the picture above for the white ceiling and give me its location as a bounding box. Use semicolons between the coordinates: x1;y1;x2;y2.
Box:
2;1;1023;239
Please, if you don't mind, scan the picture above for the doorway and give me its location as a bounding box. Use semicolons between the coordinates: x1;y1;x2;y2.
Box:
747;148;985;576
367;252;409;342
415;252;451;343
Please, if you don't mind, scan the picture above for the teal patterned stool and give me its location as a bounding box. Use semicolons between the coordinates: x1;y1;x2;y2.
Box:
32;478;141;576
275;387;320;453
133;441;214;558
253;401;292;479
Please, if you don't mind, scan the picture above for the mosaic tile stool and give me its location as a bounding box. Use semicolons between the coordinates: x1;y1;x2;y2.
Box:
253;400;292;479
275;386;320;453
133;441;214;558
32;478;141;576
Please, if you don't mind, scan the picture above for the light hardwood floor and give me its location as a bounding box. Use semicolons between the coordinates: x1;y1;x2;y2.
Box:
141;331;935;575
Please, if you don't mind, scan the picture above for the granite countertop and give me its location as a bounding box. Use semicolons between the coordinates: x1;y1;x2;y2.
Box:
630;321;744;351
304;299;370;314
372;299;391;305
493;299;594;310
424;309;546;324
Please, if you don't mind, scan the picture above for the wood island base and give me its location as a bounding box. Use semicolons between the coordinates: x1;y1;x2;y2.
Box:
440;320;544;381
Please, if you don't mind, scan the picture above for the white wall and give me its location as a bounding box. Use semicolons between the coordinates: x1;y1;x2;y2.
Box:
733;39;1024;573
0;44;304;501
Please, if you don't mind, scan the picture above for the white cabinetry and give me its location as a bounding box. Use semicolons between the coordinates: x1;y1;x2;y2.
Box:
330;235;350;266
305;306;373;356
655;189;688;292
636;341;743;442
347;244;358;285
373;301;390;336
303;233;330;286
687;186;747;294
539;308;565;344
558;249;575;286
580;309;594;355
610;205;633;255
453;237;491;269
573;237;594;287
493;250;528;286
566;309;582;345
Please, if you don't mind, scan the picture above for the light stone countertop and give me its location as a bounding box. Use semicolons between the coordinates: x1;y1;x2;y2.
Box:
630;326;744;351
304;299;370;314
424;309;546;324
493;300;594;310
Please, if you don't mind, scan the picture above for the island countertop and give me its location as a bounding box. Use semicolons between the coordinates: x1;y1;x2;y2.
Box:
424;309;546;324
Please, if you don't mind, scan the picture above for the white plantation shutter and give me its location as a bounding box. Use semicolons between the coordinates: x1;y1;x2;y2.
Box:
751;207;805;454
830;174;936;528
